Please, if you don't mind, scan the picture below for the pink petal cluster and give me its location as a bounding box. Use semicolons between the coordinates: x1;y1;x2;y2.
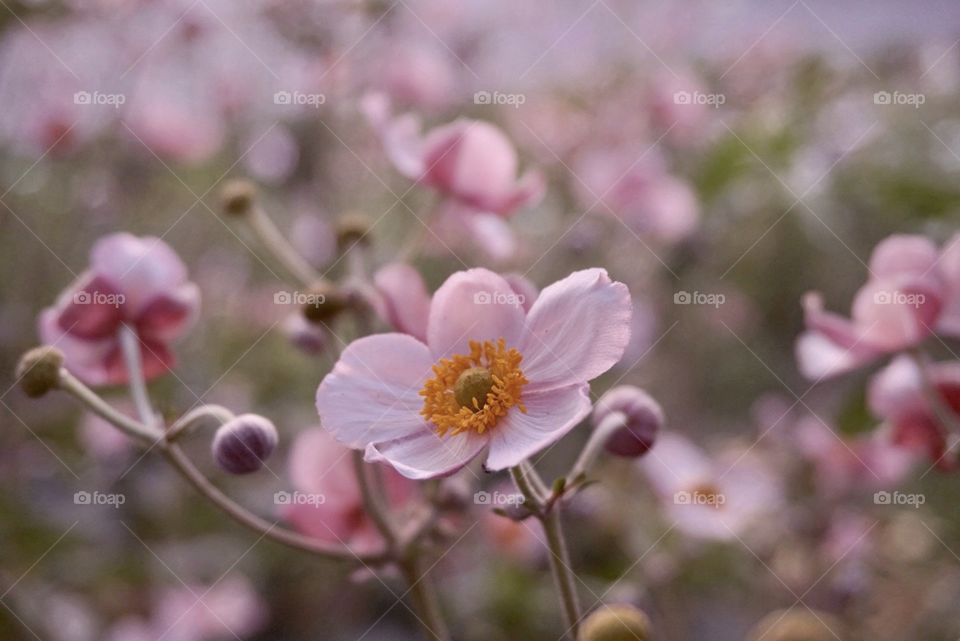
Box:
39;233;200;385
317;268;631;479
282;428;414;551
797;234;960;380
867;355;960;468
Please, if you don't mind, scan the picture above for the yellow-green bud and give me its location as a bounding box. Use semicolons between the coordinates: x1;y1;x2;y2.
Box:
16;346;64;398
579;604;651;641
746;609;845;641
219;179;257;217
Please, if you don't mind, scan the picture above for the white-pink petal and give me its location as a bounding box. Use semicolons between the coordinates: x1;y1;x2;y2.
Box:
484;383;591;471
365;428;487;480
520;268;631;391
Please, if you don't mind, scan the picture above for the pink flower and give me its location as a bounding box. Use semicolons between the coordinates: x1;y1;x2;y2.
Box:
640;433;782;541
363;95;544;260
867;355;960;468
151;576;267;641
39;233;200;386
282;428;414;551
317;268;631;479
796;234;960;380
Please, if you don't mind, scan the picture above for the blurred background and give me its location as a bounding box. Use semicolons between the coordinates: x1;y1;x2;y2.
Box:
3;1;960;639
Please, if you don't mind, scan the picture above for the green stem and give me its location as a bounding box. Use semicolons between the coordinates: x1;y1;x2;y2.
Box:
542;507;583;640
118;323;158;429
399;556;451;641
246;205;320;286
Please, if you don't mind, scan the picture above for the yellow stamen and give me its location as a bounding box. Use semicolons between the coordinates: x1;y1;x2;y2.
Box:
419;338;528;437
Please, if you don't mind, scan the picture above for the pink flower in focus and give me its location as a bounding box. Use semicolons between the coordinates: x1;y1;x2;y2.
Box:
282;428;414;552
640;433;782;541
317;268;631;479
796;234;960;380
867;355;960;468
39;233;200;385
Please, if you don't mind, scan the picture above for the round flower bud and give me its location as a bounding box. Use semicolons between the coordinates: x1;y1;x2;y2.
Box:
16;346;64;398
592;386;663;458
219;179;257;217
580;604;651;641
335;212;373;249
746;609;845;641
302;280;348;324
212;414;278;475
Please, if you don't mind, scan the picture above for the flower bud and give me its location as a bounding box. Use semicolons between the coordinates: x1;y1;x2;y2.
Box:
746;609;845;641
580;604;651;641
335;212;373;249
593;386;663;458
212;414;278;475
16;346;64;398
220;179;257;217
301;280;348;324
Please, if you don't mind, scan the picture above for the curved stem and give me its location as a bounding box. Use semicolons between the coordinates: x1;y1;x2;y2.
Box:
510;461;546;508
542;507;583;640
399;556;451;641
57;370;158;443
246;205;320;286
163;442;382;562
167;404;236;441
352;450;398;550
568;411;626;482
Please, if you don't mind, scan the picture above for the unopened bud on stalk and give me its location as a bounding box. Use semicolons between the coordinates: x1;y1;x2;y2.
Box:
16;346;64;398
212;414;278;475
335;212;373;249
746;609;844;641
592;386;663;458
579;604;651;641
219;179;257;217
302;280;348;323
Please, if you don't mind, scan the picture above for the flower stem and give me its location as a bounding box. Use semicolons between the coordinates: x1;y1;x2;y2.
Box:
541;506;583;639
568;410;626;482
352;450;398;550
399;556;451;641
118;323;158;429
247;205;320;286
57;369;158;443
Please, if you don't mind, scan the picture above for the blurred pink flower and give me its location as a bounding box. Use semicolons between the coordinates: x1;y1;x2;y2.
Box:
796;234;960;380
575;150;699;243
317;268;631;479
39;232;200;385
640;432;782;540
152;576;267;641
282;428;413;552
364;95;544;260
867;355;960;468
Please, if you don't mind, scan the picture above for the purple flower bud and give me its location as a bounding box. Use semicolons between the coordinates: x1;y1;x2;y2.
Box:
593;386;663;458
212;414;278;475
